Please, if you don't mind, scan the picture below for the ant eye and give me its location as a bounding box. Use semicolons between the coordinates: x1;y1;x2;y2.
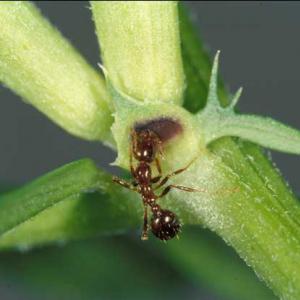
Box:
151;210;181;241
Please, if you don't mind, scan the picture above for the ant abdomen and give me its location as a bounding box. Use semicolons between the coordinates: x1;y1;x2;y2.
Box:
151;209;181;241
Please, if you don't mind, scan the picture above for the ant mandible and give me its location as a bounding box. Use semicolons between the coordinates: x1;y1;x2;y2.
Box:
112;128;198;241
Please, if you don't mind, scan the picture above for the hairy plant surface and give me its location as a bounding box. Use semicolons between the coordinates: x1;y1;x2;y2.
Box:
0;2;299;299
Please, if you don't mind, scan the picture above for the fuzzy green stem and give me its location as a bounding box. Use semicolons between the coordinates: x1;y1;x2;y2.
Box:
167;142;300;299
91;1;185;105
159;227;275;300
179;5;300;298
0;1;113;141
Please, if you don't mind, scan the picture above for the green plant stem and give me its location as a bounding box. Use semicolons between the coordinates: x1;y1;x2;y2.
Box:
179;4;300;299
0;2;113;142
91;1;185;105
158;227;276;300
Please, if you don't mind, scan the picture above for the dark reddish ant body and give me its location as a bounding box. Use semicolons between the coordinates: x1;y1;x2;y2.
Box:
113;128;197;241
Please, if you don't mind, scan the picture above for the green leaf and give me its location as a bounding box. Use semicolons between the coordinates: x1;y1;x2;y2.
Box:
206;113;300;154
198;52;300;154
0;2;113;142
0;159;141;249
0;159;99;236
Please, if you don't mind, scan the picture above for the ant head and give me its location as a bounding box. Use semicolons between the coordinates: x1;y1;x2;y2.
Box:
151;209;181;241
132;129;160;163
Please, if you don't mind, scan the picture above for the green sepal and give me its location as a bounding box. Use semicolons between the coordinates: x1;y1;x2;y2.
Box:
104;76;206;172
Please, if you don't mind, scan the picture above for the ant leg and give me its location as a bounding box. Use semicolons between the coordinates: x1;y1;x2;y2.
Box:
141;204;149;240
157;184;205;199
151;137;165;184
157;138;165;160
155;158;162;176
154;158;197;189
128;146;140;187
129;135;136;176
112;176;137;191
151;158;162;184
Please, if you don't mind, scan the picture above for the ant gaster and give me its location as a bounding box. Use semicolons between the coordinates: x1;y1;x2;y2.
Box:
113;128;198;241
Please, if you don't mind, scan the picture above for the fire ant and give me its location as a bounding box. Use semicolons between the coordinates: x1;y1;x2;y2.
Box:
112;128;198;241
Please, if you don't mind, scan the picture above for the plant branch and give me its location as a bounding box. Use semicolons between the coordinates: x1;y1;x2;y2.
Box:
159;227;276;300
91;1;185;105
179;4;300;298
198;52;300;154
0;2;113;142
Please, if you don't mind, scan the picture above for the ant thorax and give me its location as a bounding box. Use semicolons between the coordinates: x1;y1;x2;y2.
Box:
135;162;152;186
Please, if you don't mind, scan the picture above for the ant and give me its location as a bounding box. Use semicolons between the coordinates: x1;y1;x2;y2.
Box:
112;128;198;241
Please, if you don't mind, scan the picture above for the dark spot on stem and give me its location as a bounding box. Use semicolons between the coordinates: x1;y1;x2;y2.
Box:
134;117;183;143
